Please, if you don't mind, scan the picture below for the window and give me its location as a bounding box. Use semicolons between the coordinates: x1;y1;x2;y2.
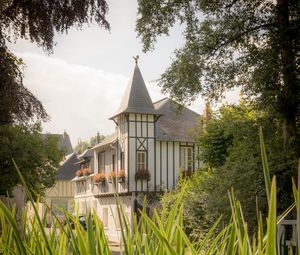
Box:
103;208;108;228
137;151;146;171
112;154;116;171
180;147;193;171
98;152;105;171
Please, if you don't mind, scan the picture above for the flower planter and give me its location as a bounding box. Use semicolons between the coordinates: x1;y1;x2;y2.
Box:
117;176;125;183
135;169;151;181
76;170;83;177
108;178;116;184
93;172;106;185
117;170;126;183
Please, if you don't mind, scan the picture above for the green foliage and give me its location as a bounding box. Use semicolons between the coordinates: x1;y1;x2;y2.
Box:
0;124;64;197
0;47;48;125
0;0;110;52
74;132;105;154
162;102;296;240
136;0;300;154
0;156;297;254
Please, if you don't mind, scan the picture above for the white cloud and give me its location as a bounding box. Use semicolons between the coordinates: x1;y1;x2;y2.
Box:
17;52;130;146
16;52;239;148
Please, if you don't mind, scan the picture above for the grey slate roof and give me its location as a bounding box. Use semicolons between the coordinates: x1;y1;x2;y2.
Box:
41;131;73;155
56;152;79;180
78;149;93;159
92;131;117;149
110;65;161;119
154;98;200;142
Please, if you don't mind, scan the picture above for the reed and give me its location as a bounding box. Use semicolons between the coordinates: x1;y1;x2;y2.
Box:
0;129;297;254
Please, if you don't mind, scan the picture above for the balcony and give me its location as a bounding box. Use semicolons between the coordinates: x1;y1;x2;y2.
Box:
93;172;127;197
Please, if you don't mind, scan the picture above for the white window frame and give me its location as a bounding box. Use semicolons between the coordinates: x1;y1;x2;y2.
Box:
180;147;193;171
137;151;147;171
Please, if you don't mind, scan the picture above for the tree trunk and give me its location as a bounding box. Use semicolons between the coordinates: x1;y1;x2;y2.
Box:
277;0;299;157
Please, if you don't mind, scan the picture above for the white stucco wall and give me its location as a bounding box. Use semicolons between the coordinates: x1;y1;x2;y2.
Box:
74;195;133;242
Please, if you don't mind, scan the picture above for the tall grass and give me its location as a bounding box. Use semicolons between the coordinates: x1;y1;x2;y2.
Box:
0;130;298;254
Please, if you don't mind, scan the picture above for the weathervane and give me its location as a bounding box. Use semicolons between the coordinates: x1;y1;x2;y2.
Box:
133;55;139;65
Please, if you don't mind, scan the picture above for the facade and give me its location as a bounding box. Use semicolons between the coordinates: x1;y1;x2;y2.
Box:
73;64;200;241
27;132;78;224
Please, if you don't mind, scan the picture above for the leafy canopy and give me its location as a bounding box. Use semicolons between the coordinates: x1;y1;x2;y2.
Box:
162;101;296;239
0;0;110;124
0;124;64;197
74;132;106;154
136;0;300;153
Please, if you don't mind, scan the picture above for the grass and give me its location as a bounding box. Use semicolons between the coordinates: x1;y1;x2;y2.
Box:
0;130;298;254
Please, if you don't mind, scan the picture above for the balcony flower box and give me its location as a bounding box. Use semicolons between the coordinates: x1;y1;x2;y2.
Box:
76;170;83;177
76;168;92;178
93;172;106;185
117;170;126;183
108;171;117;183
135;169;150;181
82;168;92;176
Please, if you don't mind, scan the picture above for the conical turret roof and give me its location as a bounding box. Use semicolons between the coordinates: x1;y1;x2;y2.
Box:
110;64;161;118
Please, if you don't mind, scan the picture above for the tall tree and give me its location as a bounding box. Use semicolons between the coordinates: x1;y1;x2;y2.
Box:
136;0;300;159
162;102;295;239
75;132;105;154
0;0;110;124
0;124;64;197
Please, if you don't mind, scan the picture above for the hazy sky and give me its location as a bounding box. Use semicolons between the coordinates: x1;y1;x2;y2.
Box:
8;0;239;147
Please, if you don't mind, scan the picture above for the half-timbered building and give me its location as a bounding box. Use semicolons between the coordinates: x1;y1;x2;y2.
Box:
73;64;200;241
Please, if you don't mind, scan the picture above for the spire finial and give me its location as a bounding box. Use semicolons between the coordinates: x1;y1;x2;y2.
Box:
133;55;139;65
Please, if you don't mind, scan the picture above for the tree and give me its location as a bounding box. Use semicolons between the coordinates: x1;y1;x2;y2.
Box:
74;132;105;154
0;0;110;124
0;124;64;197
136;0;300;160
161;101;295;239
0;49;48;124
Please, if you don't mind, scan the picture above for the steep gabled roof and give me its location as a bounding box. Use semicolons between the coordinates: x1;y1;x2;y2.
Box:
92;131;118;149
78;149;93;159
41;131;73;155
110;65;161;118
56;152;79;180
154;98;200;142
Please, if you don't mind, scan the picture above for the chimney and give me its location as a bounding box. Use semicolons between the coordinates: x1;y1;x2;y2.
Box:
97;132;100;143
203;103;212;123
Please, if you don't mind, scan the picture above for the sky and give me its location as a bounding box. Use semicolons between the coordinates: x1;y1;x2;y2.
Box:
8;0;239;147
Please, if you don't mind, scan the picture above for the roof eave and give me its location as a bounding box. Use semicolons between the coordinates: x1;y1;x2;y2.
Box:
109;110;164;120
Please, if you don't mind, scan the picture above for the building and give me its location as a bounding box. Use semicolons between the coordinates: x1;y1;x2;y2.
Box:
73;64;200;241
28;131;78;224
